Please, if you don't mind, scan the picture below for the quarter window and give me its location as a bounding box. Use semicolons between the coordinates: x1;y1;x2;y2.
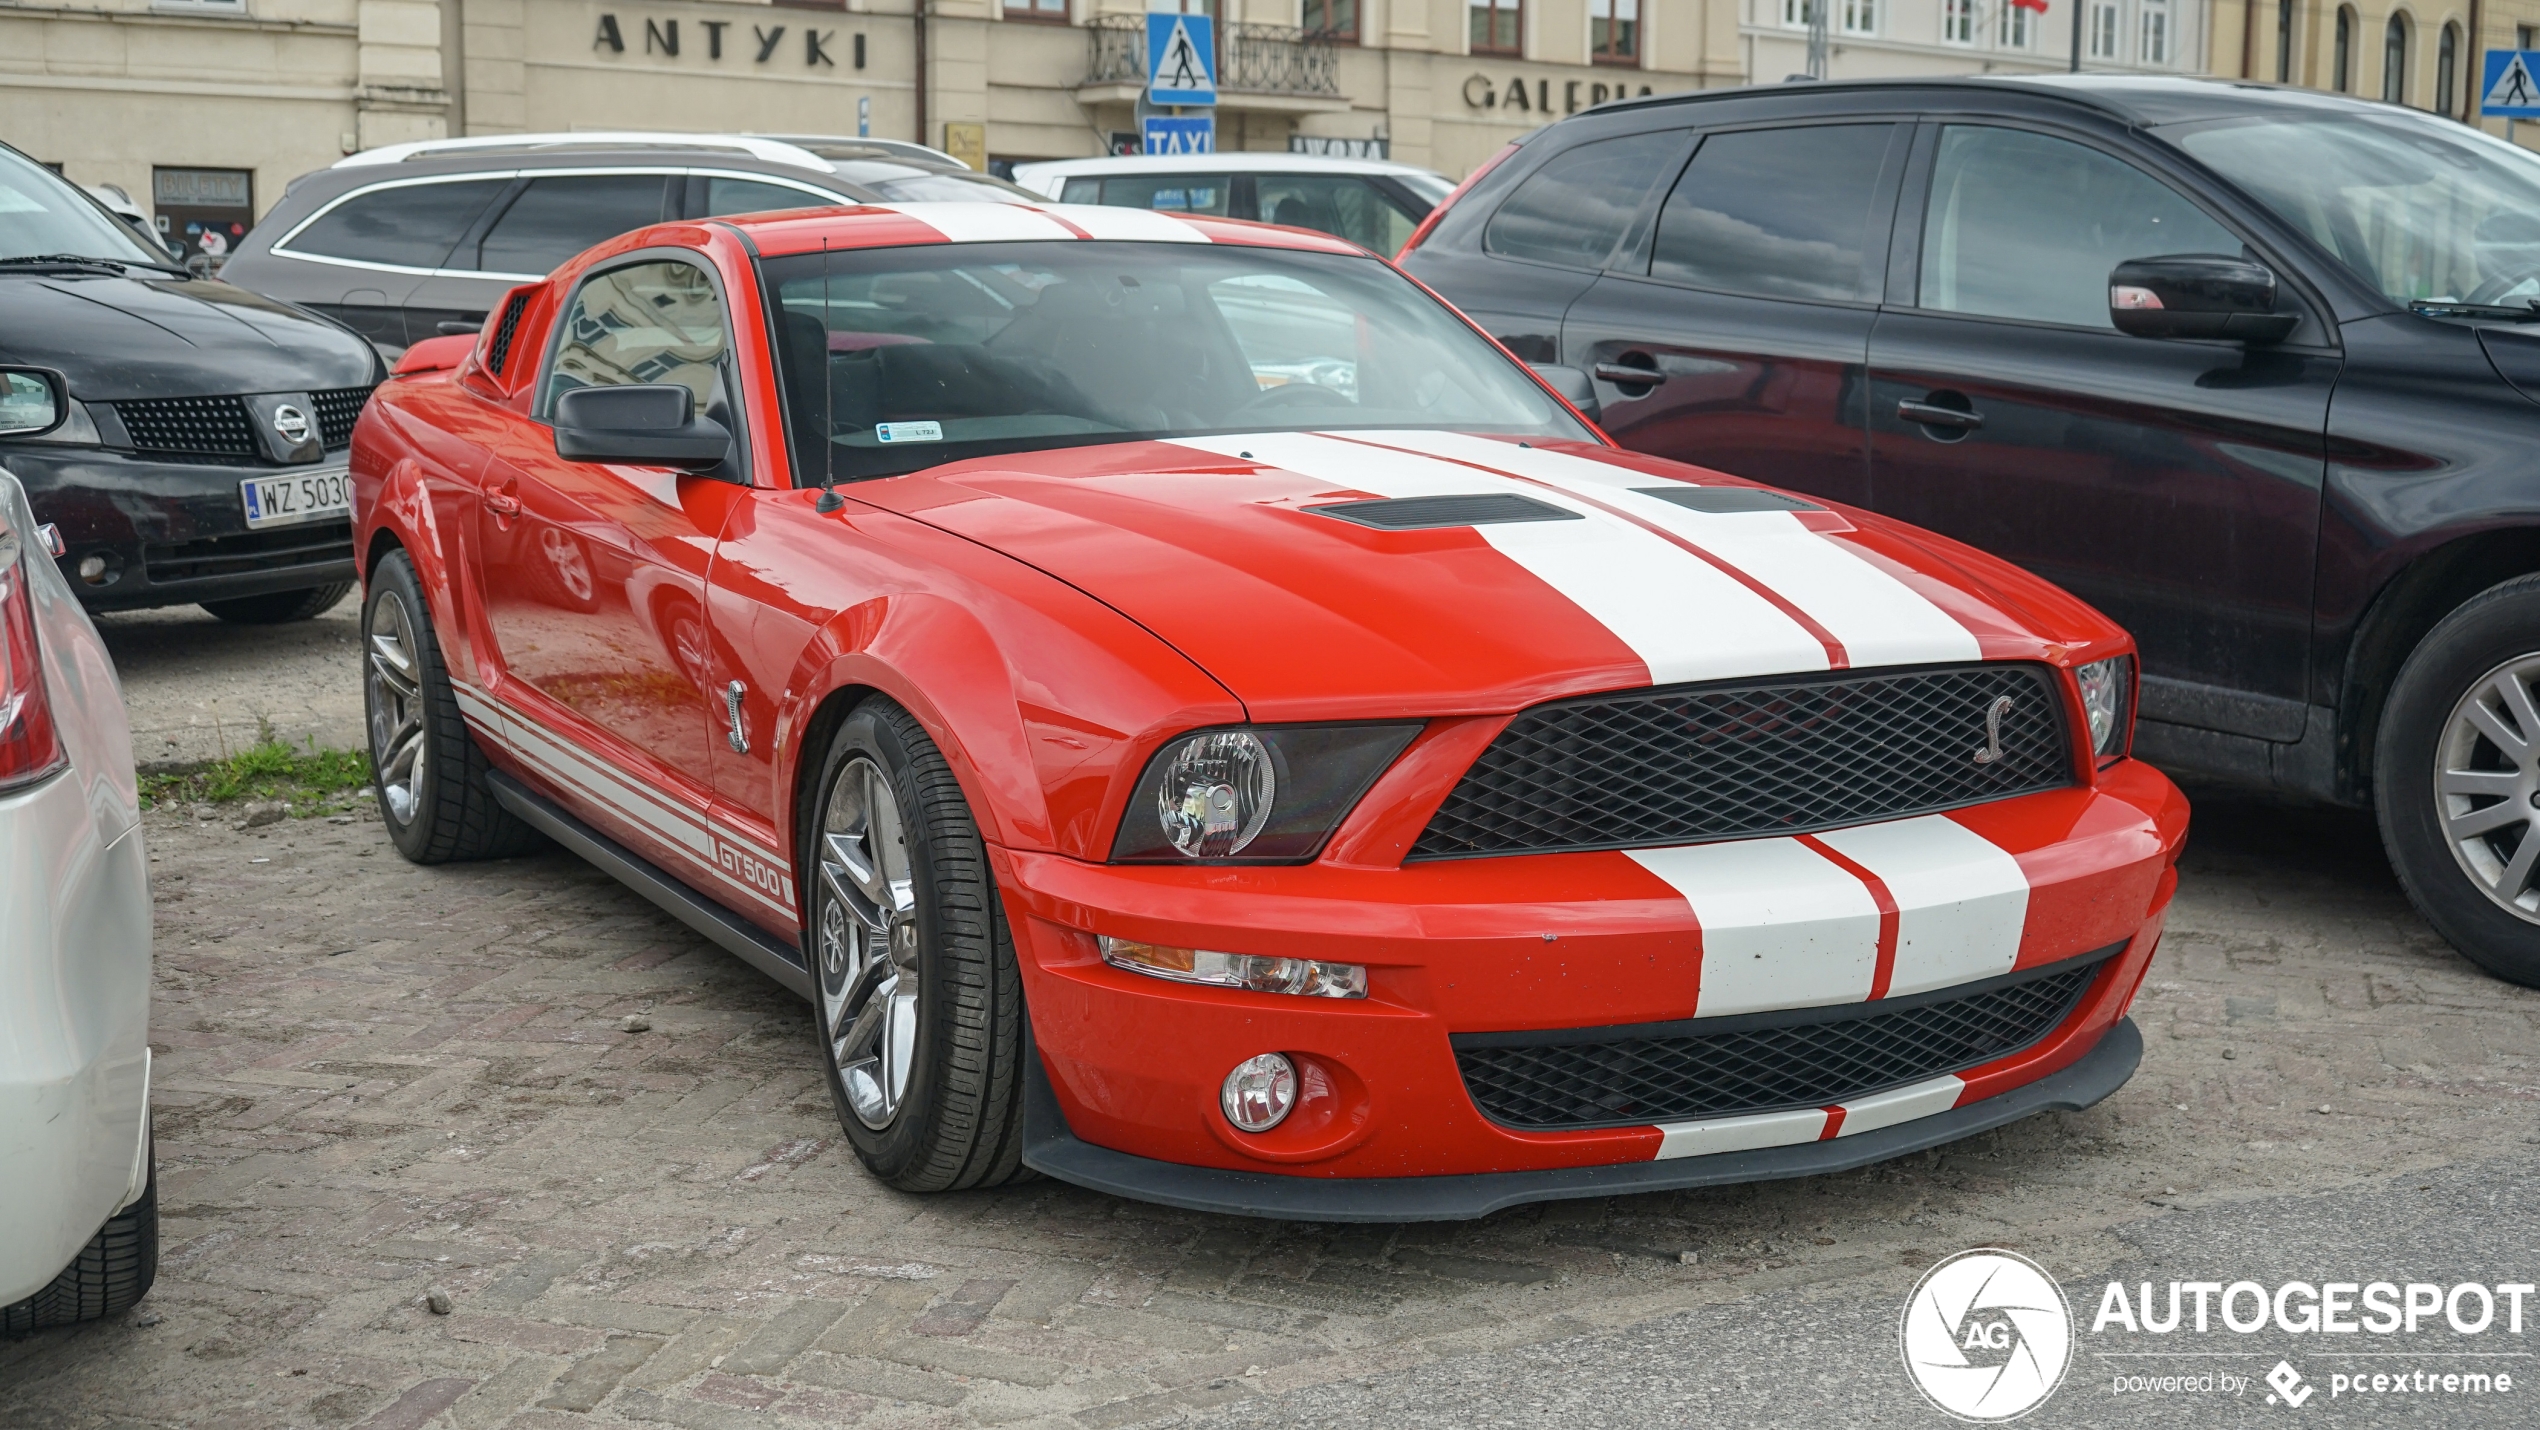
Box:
283;179;508;270
542;259;729;419
1918;126;2240;329
1649;125;1893;303
702;177;831;218
1256;174;1420;252
480;174;673;278
1483;129;1685;271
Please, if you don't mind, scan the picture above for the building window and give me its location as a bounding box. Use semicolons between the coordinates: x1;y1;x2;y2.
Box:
2334;6;2354;91
1591;0;1639;61
1942;0;1974;45
1841;0;1878;36
2384;13;2410;103
2438;21;2460;115
2276;0;2294;81
2088;1;2119;58
1003;0;1066;18
1302;0;1358;41
2141;0;2169;63
1783;0;1808;28
1999;1;2034;47
1470;0;1522;54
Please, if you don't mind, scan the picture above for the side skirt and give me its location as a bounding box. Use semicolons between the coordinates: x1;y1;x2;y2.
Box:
487;770;811;1000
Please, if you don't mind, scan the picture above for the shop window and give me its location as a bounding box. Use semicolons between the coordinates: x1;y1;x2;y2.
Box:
1471;0;1523;55
1591;0;1639;62
1004;0;1067;19
1303;0;1358;42
153;166;255;267
2384;13;2410;104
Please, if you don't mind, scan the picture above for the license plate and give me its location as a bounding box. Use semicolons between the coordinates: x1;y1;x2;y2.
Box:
240;468;350;530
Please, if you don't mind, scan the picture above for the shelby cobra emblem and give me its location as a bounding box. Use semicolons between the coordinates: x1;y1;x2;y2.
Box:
1972;694;2016;765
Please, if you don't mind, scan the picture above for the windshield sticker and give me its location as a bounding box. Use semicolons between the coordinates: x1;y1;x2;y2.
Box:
876;421;944;444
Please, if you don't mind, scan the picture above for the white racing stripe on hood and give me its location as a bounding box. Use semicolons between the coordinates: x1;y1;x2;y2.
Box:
879;202;1082;243
1356;431;1984;669
1173;431;1830;684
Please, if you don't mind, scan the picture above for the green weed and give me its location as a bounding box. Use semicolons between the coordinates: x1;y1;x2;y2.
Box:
141;737;373;817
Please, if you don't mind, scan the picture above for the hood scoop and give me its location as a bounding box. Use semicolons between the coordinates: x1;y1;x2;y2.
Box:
1633;486;1822;513
1307;493;1583;530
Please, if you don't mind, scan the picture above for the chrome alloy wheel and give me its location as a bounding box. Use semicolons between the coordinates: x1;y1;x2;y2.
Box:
2436;652;2540;924
365;588;428;825
817;756;922;1130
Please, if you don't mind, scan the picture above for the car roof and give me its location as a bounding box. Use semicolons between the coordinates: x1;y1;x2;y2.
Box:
1589;72;2401;129
723;200;1371;259
1010;153;1449;182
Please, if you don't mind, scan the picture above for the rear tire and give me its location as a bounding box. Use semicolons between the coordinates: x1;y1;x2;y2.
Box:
2;1146;156;1334
805;697;1031;1193
2377;573;2540;987
199;581;353;624
363;552;541;864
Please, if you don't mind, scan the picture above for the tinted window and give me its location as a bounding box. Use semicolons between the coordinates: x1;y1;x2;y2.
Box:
703;176;831;218
1920;126;2240;328
542;259;727;415
479;174;671;277
1255;174;1420;253
1095;173;1232;216
1649;125;1894;303
286;179;508;269
1484;130;1686;271
1060;177;1103;204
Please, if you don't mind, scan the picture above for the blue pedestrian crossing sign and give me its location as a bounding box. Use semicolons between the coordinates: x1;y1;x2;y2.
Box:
2484;50;2540;117
1147;13;1216;107
1142;115;1216;156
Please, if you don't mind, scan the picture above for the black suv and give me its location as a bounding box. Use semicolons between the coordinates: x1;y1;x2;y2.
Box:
1407;75;2540;987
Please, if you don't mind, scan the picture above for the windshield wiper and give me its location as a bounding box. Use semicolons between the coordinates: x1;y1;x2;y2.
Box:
0;252;190;277
2410;298;2540;321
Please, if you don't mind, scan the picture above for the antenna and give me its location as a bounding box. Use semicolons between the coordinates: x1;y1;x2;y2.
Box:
814;237;845;513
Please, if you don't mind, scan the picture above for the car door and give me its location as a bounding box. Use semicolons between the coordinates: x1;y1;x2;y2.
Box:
1865;121;2340;736
1560;121;1906;508
406;171;677;344
472;254;739;878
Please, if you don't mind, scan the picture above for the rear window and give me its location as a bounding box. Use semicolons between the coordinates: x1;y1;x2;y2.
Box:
1484;130;1687;271
283;179;508;269
1082;173;1233;216
478;173;672;277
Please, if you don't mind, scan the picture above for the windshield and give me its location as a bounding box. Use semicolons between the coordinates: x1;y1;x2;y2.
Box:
763;240;1590;482
2170;109;2540;307
0;144;168;265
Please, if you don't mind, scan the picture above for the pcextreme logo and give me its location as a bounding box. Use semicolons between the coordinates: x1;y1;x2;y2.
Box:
1902;1250;2074;1421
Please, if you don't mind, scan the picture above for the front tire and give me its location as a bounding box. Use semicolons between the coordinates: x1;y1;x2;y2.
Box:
806;697;1030;1192
2378;573;2540;987
363;552;541;864
200;581;353;624
3;1146;156;1334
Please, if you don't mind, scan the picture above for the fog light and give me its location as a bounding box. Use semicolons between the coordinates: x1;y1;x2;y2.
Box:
1221;1052;1296;1132
76;554;106;584
1099;936;1367;999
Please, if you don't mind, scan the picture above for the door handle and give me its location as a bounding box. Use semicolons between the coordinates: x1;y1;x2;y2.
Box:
1897;398;1983;430
485;480;521;518
437;318;484;336
1592;361;1668;386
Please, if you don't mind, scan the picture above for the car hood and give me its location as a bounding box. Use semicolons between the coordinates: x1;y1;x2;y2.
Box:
0;272;378;401
852;430;2093;720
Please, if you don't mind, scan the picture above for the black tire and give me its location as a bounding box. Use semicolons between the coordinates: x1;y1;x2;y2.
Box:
2378;573;2540;987
804;697;1031;1192
199;581;353;624
363;552;542;864
3;1145;156;1334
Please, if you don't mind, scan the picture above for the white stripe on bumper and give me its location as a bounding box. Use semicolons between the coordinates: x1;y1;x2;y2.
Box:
1833;1075;1966;1137
1655;1106;1829;1160
1811;815;2030;998
1626;837;1882;1018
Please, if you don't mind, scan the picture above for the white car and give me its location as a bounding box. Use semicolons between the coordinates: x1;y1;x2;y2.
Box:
1008;152;1454;256
0;432;154;1332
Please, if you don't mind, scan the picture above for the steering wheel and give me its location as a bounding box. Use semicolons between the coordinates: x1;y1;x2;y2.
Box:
1244;382;1354;411
2463;271;2540;306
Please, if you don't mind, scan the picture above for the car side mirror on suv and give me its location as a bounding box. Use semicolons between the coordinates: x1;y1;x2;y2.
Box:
2108;254;2299;344
553;384;732;471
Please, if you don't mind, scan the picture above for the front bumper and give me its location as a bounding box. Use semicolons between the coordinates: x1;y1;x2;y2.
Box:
0;444;354;612
994;758;2185;1211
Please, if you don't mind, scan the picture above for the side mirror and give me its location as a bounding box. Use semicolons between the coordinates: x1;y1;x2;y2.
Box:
2109;254;2299;344
0;371;63;438
553;384;731;470
1528;363;1601;423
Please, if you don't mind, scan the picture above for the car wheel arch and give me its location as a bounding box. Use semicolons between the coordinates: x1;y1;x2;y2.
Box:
2341;525;2540;803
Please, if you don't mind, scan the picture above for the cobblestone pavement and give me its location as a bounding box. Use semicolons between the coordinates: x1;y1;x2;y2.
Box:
2;784;2535;1429
97;593;363;770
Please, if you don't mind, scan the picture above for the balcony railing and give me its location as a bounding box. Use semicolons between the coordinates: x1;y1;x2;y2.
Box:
1082;14;1341;100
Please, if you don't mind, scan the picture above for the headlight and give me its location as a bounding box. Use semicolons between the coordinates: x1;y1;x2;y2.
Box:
1100;937;1368;999
1111;723;1421;863
2075;655;2134;758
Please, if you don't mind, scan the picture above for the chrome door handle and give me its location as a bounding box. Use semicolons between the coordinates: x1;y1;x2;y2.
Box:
1592;362;1667;385
1897;399;1983;430
484;492;521;516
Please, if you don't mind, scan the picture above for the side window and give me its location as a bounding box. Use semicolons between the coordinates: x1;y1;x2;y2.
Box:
1484;129;1688;271
1919;126;2242;328
702;176;831;218
1059;177;1103;204
1649;124;1896;304
282;179;508;268
541;260;729;419
1255;174;1421;253
1095;172;1232;216
479;173;673;277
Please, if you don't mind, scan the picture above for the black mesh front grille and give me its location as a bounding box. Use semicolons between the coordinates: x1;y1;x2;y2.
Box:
1412;663;2073;859
1453;953;2110;1130
143;521;353;584
309;386;375;449
114;396;258;459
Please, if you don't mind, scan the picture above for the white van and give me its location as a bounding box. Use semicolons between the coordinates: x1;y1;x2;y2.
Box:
1008;152;1453;256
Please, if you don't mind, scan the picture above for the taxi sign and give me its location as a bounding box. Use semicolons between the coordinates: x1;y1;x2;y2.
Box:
1147;13;1216;107
2485;49;2540;117
1142;115;1216;156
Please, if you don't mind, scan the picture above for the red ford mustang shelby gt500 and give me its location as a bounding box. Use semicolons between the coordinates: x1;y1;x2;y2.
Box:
350;201;2187;1221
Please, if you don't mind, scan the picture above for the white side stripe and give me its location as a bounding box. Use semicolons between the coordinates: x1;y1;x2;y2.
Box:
1654;1106;1828;1160
1358;431;1982;668
1834;1075;1965;1137
1626;838;1881;1018
1172;432;1830;684
1810;815;2030;999
879;202;1081;244
1038;203;1211;243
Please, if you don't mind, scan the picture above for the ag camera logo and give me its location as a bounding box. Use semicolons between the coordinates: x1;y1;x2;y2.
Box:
1902;1249;2074;1421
